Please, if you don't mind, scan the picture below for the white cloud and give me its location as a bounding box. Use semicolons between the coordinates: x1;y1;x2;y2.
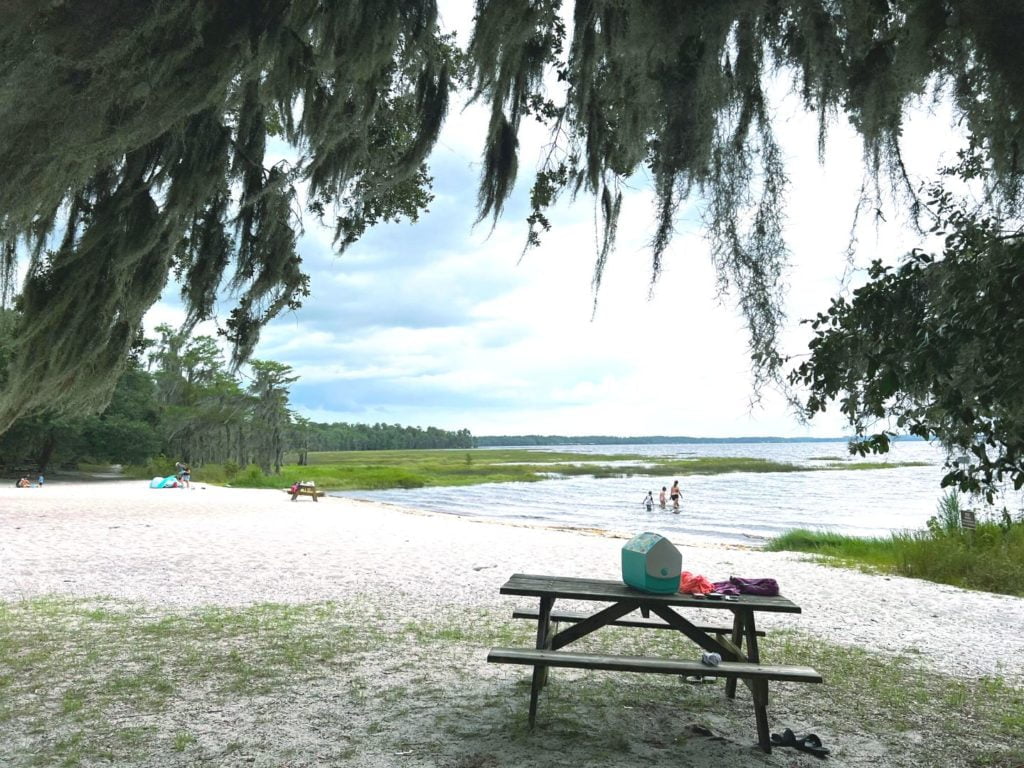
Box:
142;50;968;439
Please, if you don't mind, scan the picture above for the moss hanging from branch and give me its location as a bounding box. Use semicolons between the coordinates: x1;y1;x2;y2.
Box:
2;0;1024;436
0;0;453;430
469;0;1024;391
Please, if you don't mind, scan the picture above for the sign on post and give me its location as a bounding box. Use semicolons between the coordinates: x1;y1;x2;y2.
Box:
959;509;977;529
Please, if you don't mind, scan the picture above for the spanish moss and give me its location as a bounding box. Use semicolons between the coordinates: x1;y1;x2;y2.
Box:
2;0;1023;433
0;0;451;430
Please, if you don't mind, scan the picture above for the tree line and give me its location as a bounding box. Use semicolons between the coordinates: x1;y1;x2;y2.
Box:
0;311;472;475
299;423;473;455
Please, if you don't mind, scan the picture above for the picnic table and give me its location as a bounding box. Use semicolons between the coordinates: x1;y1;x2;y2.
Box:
289;482;325;501
487;573;822;752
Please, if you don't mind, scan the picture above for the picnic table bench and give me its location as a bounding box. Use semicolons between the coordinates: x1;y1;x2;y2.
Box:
488;573;822;752
288;482;325;501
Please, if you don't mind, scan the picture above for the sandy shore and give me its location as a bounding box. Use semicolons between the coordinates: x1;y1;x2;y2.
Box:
3;480;1023;768
3;480;1022;683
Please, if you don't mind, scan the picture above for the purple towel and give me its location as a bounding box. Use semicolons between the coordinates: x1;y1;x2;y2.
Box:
728;576;780;596
711;581;740;595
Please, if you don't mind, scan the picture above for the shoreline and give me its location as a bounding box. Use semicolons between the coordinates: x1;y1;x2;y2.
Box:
2;479;1022;686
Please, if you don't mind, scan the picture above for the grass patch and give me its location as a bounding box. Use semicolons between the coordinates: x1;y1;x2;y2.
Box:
824;460;932;470
766;493;1024;596
1;599;1021;767
763;630;1024;762
0;598;385;766
124;447;929;492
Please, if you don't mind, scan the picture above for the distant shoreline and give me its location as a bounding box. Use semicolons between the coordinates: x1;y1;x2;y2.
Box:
475;434;926;447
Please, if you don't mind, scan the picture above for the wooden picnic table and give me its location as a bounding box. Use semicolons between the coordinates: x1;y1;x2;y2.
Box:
487;573;822;752
289;482;325;501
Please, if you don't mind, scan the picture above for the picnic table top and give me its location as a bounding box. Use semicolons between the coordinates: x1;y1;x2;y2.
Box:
500;573;802;614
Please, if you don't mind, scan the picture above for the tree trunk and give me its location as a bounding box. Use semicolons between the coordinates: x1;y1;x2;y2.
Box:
35;430;57;472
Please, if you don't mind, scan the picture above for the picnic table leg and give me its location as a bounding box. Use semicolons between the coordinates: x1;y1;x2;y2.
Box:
741;610;772;752
528;596;554;728
751;678;771;752
725;610;745;699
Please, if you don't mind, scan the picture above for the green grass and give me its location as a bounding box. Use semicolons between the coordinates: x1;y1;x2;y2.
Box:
122;447;928;492
823;460;931;470
0;597;387;766
1;599;1021;767
205;449;809;490
766;495;1024;596
763;630;1024;760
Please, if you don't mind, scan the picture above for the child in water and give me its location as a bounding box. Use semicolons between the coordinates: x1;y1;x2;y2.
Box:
643;491;654;511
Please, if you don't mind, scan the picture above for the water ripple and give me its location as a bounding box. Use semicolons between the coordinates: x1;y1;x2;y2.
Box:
330;441;971;545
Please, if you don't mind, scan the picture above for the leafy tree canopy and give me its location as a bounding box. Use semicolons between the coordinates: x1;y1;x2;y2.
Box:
2;0;1023;494
791;156;1024;499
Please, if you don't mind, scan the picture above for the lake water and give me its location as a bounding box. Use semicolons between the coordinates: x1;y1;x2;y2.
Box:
329;440;968;545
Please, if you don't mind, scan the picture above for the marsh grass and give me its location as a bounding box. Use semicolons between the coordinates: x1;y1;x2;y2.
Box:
128;448;928;492
766;494;1024;596
1;599;1022;767
824;460;931;470
283;450;809;490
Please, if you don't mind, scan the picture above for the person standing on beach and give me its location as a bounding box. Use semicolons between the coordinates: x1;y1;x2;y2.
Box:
659;487;667;509
670;480;681;512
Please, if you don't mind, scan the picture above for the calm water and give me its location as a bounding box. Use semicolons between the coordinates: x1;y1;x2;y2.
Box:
330;440;961;545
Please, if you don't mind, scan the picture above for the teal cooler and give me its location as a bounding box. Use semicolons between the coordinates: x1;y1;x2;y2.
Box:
621;532;681;594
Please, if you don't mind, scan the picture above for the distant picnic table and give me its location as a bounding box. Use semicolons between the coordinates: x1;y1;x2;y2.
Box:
488;573;822;752
288;482;325;502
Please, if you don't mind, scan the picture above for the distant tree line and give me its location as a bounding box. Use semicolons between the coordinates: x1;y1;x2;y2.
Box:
0;310;472;474
296;422;473;456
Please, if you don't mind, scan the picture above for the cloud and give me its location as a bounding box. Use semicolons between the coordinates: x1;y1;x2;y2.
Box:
142;61;968;439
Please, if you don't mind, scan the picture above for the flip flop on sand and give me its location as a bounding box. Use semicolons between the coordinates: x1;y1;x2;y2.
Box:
796;733;831;758
771;729;831;758
770;728;799;748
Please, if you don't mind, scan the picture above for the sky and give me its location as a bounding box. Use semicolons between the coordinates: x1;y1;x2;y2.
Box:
145;12;961;440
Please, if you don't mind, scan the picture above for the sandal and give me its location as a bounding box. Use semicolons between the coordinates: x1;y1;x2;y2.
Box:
770;728;799;748
796;733;830;758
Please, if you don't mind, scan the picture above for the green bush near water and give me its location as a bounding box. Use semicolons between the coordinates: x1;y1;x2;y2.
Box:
767;493;1024;596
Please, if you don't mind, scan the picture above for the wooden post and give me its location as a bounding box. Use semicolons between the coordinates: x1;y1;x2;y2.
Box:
528;596;554;727
725;610;744;699
741;609;772;752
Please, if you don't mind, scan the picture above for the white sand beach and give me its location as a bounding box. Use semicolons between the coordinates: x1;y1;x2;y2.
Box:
4;481;1022;680
2;480;1023;767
